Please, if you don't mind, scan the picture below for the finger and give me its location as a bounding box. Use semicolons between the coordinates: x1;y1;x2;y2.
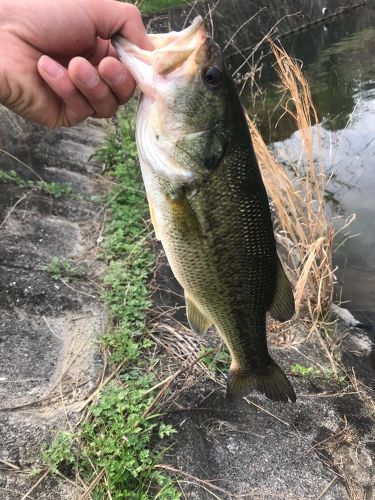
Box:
92;1;153;50
83;38;114;66
98;57;136;104
68;57;119;118
37;55;94;126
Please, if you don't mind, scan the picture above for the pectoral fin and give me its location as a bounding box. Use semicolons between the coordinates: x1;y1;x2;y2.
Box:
168;189;202;239
147;196;160;240
269;256;295;322
185;293;211;335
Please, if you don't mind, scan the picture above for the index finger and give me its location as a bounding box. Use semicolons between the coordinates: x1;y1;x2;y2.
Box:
92;0;153;50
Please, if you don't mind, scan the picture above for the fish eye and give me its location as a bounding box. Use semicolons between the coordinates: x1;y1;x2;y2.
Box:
202;66;222;88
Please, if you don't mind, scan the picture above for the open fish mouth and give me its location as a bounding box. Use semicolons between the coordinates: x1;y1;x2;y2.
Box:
112;16;206;97
112;17;227;184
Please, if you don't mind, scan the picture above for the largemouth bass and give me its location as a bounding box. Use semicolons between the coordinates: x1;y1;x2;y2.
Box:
113;17;296;402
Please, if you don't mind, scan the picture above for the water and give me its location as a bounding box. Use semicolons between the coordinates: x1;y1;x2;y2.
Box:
239;4;375;325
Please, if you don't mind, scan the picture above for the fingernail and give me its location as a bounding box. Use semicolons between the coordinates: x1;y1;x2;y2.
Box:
39;56;65;79
74;61;100;88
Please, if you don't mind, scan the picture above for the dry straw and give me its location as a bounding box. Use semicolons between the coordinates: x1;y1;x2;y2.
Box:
248;41;336;322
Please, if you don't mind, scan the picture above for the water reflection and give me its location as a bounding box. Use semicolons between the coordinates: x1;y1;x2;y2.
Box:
241;6;375;321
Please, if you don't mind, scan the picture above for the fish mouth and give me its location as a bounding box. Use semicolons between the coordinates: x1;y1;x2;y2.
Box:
112;16;207;95
112;17;219;186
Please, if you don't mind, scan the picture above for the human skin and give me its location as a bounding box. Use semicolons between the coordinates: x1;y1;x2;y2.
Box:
0;0;153;127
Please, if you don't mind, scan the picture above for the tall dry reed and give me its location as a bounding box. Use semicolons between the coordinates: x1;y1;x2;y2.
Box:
249;42;335;321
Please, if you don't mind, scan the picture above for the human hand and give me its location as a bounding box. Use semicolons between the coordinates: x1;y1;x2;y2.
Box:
0;0;152;127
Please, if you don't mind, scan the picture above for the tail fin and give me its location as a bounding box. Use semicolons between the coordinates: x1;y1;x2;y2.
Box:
227;361;296;403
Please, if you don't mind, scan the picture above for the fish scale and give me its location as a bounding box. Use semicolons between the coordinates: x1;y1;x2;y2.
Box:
190;143;276;364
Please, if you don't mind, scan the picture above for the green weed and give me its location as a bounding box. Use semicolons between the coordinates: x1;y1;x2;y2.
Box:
44;256;84;282
199;344;230;372
291;363;318;378
40;181;74;198
0;169;34;186
0;168;74;198
291;363;347;386
43;432;76;474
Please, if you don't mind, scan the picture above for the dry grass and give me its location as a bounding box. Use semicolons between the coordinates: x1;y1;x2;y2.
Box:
248;41;338;322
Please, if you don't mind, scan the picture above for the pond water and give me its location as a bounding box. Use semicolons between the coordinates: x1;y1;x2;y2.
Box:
238;4;375;326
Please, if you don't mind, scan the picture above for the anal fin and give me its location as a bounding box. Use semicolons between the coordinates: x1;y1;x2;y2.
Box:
269;256;295;322
185;293;212;335
227;360;296;402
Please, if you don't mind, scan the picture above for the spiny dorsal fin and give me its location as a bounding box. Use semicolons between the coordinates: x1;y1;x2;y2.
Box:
269;256;295;322
185;293;212;335
227;360;296;402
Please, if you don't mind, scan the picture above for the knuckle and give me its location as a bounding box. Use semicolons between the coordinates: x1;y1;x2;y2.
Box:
65;107;92;127
63;85;81;101
123;3;141;19
98;104;118;119
117;85;135;105
118;92;133;105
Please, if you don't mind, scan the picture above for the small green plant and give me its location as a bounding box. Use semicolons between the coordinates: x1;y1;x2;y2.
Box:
320;369;348;386
0;169;34;186
290;363;318;377
79;381;178;497
40;181;73;198
43;432;75;474
90;131;119;173
0;168;74;198
45;257;84;282
199;344;230;372
291;363;347;386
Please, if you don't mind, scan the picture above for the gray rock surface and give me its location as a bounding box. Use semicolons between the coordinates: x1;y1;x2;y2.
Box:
0;107;108;498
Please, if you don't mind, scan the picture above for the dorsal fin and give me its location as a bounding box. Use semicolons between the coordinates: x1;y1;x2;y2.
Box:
269;256;295;322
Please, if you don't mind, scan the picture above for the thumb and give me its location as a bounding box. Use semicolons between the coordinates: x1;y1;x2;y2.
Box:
91;0;153;50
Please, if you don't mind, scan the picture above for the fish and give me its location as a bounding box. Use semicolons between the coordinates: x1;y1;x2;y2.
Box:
112;16;296;402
